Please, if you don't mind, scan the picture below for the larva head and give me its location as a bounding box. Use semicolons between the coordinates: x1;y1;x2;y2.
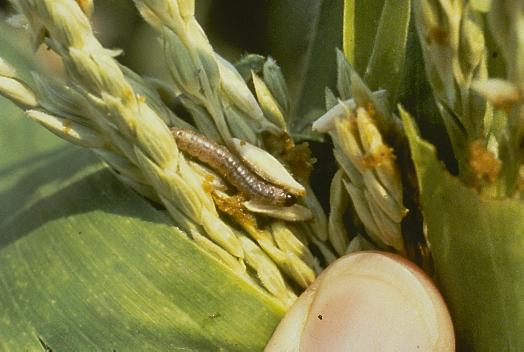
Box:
172;128;185;140
171;128;193;151
282;192;297;206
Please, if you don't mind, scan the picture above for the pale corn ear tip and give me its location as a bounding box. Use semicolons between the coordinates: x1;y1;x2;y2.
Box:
472;78;522;110
230;138;306;196
26;109;105;148
312;99;355;133
313;90;388;133
311;104;339;133
265;251;455;352
0;76;38;108
251;71;287;129
217;56;267;123
263;57;290;113
0;57;18;78
243;201;313;222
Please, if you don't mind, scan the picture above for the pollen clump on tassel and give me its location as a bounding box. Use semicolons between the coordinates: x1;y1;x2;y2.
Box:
211;192;257;228
468;139;501;184
360;144;396;170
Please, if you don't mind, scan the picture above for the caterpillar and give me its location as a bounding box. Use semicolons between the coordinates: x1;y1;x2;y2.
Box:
172;128;297;206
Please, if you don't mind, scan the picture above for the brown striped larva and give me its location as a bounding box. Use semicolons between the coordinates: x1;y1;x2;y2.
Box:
172;127;299;206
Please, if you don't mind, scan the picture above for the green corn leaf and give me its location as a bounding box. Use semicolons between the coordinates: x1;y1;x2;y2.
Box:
0;37;283;352
364;0;411;107
267;0;343;134
402;109;524;351
398;23;455;171
343;0;385;74
343;0;410;107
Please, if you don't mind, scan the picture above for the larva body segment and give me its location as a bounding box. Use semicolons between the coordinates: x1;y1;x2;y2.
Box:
172;128;297;206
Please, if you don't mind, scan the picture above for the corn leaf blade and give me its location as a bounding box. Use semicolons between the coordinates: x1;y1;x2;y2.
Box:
267;0;343;133
403;112;524;351
364;0;411;107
